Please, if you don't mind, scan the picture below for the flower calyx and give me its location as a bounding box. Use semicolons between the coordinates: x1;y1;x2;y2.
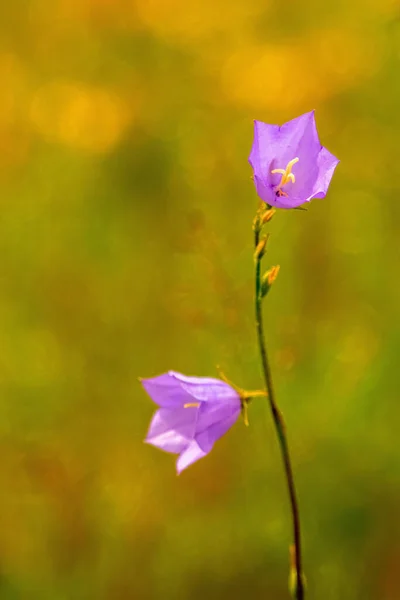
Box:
216;366;267;427
240;390;267;426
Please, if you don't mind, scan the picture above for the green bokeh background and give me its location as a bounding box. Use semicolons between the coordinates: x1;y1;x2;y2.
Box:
1;0;399;598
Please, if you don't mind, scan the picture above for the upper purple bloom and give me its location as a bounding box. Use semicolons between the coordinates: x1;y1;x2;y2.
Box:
141;371;241;473
249;111;339;209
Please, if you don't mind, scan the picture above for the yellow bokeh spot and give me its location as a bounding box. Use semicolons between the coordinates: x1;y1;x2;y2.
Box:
311;27;383;93
221;27;383;112
135;0;263;41
30;81;131;153
0;53;31;169
222;44;320;112
0;53;25;128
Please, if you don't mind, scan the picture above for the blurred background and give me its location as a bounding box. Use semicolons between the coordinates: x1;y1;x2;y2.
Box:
0;0;399;598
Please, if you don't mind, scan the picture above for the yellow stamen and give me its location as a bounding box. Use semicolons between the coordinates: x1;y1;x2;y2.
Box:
271;157;299;194
183;402;200;408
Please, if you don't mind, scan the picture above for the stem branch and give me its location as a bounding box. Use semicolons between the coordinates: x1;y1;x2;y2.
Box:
254;220;304;600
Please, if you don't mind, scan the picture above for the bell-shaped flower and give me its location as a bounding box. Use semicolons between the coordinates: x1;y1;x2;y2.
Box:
249;111;339;209
141;371;242;473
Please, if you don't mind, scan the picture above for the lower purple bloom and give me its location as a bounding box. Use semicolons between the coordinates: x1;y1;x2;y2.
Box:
141;371;242;473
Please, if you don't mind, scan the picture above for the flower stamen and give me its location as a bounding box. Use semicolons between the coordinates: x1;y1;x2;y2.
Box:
271;157;299;196
183;402;200;408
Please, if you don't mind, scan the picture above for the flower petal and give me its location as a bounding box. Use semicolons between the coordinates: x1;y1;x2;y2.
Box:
270;194;305;209
195;402;241;453
253;174;276;206
140;372;196;407
174;373;240;404
283;113;321;202
277;111;320;170
176;441;207;474
249;120;280;181
144;407;198;453
305;147;340;202
140;371;240;407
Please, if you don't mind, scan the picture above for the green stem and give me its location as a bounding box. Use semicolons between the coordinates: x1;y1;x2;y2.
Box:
254;223;305;600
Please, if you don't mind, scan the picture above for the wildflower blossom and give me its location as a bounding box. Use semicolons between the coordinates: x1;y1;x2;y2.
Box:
249;111;339;209
141;371;241;473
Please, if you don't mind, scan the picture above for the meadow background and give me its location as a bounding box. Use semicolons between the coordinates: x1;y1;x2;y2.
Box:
0;0;399;598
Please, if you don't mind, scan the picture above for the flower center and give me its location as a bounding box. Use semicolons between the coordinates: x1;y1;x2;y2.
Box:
183;402;200;408
271;157;299;197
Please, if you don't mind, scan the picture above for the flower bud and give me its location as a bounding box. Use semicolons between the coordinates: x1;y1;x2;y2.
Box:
254;237;267;261
262;208;276;223
261;265;280;297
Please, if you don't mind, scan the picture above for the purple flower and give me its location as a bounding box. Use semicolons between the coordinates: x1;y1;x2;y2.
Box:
141;371;242;473
249;111;339;209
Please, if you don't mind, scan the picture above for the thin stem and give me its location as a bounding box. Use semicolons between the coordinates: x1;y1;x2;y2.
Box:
254;222;305;600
